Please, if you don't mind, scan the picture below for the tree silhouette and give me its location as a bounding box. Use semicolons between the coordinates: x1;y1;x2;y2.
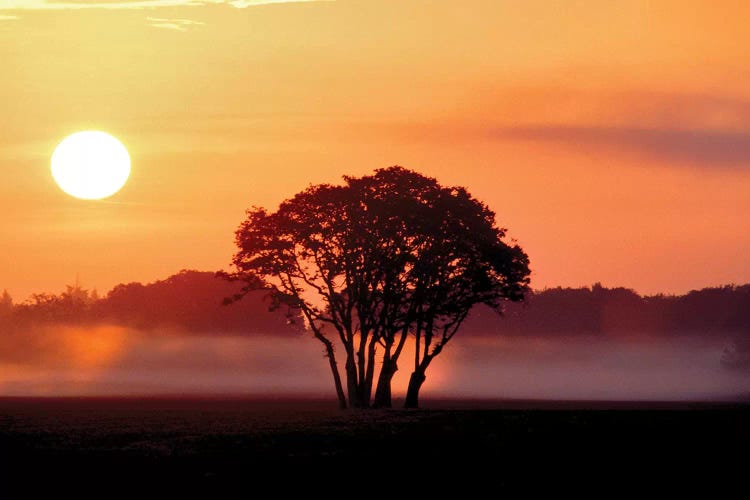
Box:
0;290;12;315
15;284;94;324
98;270;297;334
229;181;386;408
394;181;531;407
228;167;530;408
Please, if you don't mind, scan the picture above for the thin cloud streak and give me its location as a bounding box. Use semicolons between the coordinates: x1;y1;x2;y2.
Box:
474;89;750;131
147;15;204;30
494;125;750;167
0;0;328;11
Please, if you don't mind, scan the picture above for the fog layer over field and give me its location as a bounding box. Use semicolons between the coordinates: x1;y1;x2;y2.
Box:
1;326;747;400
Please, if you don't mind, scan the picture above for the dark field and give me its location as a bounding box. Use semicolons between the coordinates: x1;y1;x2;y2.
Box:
1;397;747;493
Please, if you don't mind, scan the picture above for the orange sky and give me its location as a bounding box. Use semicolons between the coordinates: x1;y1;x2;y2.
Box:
1;0;749;300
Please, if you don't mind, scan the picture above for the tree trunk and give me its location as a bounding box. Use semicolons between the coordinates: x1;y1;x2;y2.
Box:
318;337;346;409
362;336;377;407
372;350;397;408
404;369;426;409
328;354;347;410
357;335;367;407
345;354;361;408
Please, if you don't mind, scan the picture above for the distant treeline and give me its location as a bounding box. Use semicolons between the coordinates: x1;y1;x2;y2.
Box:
466;283;750;339
0;270;300;335
2;274;749;340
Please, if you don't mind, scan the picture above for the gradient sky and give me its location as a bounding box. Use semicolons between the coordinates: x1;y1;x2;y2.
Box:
1;0;749;300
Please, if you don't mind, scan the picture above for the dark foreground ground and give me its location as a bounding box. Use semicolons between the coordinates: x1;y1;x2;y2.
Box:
0;397;748;493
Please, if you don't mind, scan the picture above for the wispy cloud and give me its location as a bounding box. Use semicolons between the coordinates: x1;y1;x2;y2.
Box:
0;0;328;11
393;89;750;168
1;1;204;9
0;13;20;18
227;0;327;6
148;15;203;30
495;125;750;167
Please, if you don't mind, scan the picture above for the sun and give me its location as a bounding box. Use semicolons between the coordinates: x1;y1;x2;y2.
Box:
51;131;131;200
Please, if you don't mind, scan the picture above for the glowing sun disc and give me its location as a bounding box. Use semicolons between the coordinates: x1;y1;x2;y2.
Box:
51;131;131;200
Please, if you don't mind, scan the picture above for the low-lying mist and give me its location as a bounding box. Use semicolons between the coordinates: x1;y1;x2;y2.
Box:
1;325;748;401
437;336;749;401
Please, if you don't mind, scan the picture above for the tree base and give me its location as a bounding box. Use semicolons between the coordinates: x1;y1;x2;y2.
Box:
404;371;426;409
